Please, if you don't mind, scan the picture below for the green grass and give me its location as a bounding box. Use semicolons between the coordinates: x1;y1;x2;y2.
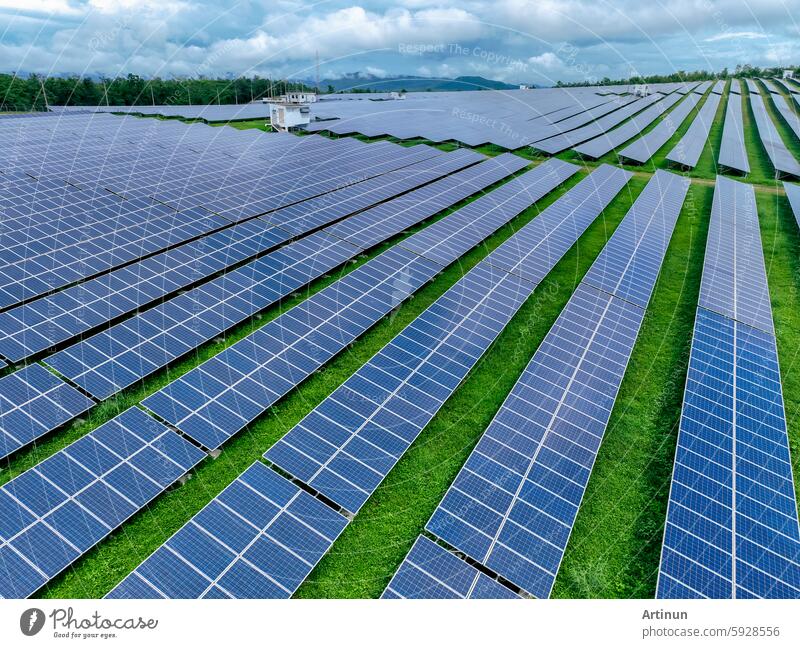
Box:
211;118;269;131
38;163;588;598
295;176;649;598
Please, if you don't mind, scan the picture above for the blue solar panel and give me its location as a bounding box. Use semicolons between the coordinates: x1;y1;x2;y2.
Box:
46;154;528;401
382;536;519;599
657;309;800;598
142;160;579;450
619;93;701;164
0;364;94;460
426;285;645;597
327;153;531;250
698;177;773;333
0;407;205;598
0;219;289;362
582;170;691;307
666;92;722;169
0;149;481;365
107;461;347;598
749;94;800;179
418;170;688;597
719;93;750;174
786;182;800;229
265;165;629;514
574;92;683;159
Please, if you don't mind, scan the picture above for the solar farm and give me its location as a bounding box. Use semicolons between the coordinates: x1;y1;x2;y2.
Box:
2;76;800;602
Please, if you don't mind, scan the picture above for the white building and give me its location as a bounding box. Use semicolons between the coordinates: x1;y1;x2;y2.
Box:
632;83;650;97
784;69;795;80
267;102;310;131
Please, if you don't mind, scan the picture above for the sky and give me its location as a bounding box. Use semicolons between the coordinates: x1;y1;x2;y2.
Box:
0;0;798;85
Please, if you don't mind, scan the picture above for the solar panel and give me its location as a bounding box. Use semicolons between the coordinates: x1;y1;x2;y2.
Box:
264;165;631;514
142;160;579;450
719;93;750;174
658;175;800;599
0;203;226;310
666;92;722;169
581;170;691;307
0;364;94;460
382;536;519;599
786;182;800;229
46;154;529;401
712;81;725;95
533;93;665;155
573;92;683;159
657;309;800;598
619;93;701;163
0;407;205;598
771;95;800;142
698;177;773;334
749;94;800;179
107;461;348;599
745;79;761;94
693;81;713;95
730;79;742;95
0;150;483;363
419;170;689;597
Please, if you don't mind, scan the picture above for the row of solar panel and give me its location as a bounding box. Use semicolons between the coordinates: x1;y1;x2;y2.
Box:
0;138;443;309
392;170;690;598
138;159;579;451
658;177;800;598
666;91;722;169
0;154;528;462
0;148;484;362
0;156;556;598
108;163;633;599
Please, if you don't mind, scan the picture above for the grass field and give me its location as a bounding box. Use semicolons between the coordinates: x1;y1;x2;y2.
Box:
5;81;800;599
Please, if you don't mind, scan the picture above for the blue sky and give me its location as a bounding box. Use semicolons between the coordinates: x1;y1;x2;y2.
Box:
0;1;798;85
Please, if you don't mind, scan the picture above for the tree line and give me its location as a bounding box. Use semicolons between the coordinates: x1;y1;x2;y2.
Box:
555;64;797;88
0;74;318;112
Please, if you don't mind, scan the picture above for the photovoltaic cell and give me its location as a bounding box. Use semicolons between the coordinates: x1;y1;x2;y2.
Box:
786;183;800;229
106;461;347;599
573;92;683;159
666;92;722;169
45;154;527;401
749;94;800;179
698;177;773;334
0;364;94;460
264;165;630;514
582;170;691;307
619;93;701;164
658;175;800;599
719;93;750;174
382;535;519;599
143;160;578;450
657;309;800;598
0;407;205;598
418;170;688;597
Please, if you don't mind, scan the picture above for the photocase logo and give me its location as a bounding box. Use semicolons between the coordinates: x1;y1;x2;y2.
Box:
20;608;45;636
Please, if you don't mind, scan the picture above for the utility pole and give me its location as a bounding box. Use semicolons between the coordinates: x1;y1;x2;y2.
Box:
150;82;155;106
39;77;50;111
315;50;320;93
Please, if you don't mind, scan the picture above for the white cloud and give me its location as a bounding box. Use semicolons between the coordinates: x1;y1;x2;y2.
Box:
0;1;798;82
705;31;768;42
